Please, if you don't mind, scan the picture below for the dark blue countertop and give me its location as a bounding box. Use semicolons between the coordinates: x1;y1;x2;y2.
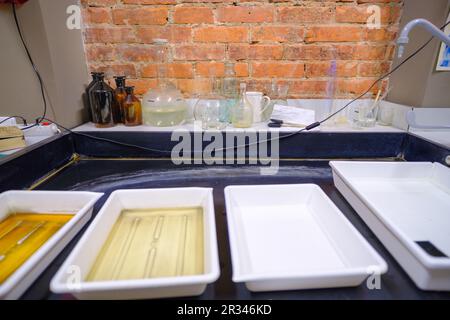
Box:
1;131;449;300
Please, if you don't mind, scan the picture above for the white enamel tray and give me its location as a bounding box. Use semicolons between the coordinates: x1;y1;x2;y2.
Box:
50;188;220;300
0;190;103;300
331;161;450;291
224;184;387;292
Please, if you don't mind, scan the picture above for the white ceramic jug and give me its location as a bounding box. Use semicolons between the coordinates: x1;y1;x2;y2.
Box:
245;92;271;123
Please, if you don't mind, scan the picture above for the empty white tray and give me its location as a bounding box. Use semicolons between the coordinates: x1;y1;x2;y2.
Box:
0;190;103;300
50;188;220;300
224;184;387;292
330;161;450;291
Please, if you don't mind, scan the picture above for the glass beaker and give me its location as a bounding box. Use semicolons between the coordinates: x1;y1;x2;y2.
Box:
350;93;379;128
262;81;289;122
378;105;394;126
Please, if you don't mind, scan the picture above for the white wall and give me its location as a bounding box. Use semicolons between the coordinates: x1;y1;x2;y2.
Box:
0;0;89;128
389;0;450;108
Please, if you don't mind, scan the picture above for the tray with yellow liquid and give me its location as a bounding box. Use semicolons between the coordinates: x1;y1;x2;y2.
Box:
0;213;73;285
50;188;220;300
0;191;103;300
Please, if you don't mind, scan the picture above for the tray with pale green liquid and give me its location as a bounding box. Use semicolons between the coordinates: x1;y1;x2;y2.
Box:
87;207;204;281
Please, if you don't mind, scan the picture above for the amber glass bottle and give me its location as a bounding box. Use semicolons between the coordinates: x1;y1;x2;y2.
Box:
123;86;142;126
89;74;121;125
89;74;116;127
85;72;103;121
90;87;114;128
114;76;127;123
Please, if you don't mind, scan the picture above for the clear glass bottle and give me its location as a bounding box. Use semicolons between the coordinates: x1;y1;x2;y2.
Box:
114;76;127;123
123;86;142;126
142;39;187;127
231;83;253;128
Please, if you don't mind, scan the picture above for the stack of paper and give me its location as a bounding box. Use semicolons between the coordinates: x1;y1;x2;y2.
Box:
0;126;26;152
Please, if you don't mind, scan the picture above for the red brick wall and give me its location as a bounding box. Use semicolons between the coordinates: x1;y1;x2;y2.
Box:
81;0;403;98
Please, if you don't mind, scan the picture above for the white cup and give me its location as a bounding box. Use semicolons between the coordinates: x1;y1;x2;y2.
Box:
245;92;271;123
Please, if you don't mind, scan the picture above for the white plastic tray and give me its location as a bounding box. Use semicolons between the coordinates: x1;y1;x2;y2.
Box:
0;190;103;300
50;188;220;300
330;161;450;291
224;184;387;292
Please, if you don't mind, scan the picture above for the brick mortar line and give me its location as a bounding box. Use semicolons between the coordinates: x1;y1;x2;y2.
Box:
88;61;390;78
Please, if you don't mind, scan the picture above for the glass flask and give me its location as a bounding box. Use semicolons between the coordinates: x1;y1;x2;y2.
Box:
142;39;188;127
231;83;253;128
114;76;127;123
263;81;289;122
194;78;228;130
123;86;142;126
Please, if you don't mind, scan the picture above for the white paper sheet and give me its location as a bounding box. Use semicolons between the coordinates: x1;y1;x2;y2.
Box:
271;104;316;126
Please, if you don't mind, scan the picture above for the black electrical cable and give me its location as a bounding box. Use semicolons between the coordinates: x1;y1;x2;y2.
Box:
218;19;450;152
0;116;28;126
42;118;173;154
11;3;47;130
319;23;450;126
15;20;450;155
